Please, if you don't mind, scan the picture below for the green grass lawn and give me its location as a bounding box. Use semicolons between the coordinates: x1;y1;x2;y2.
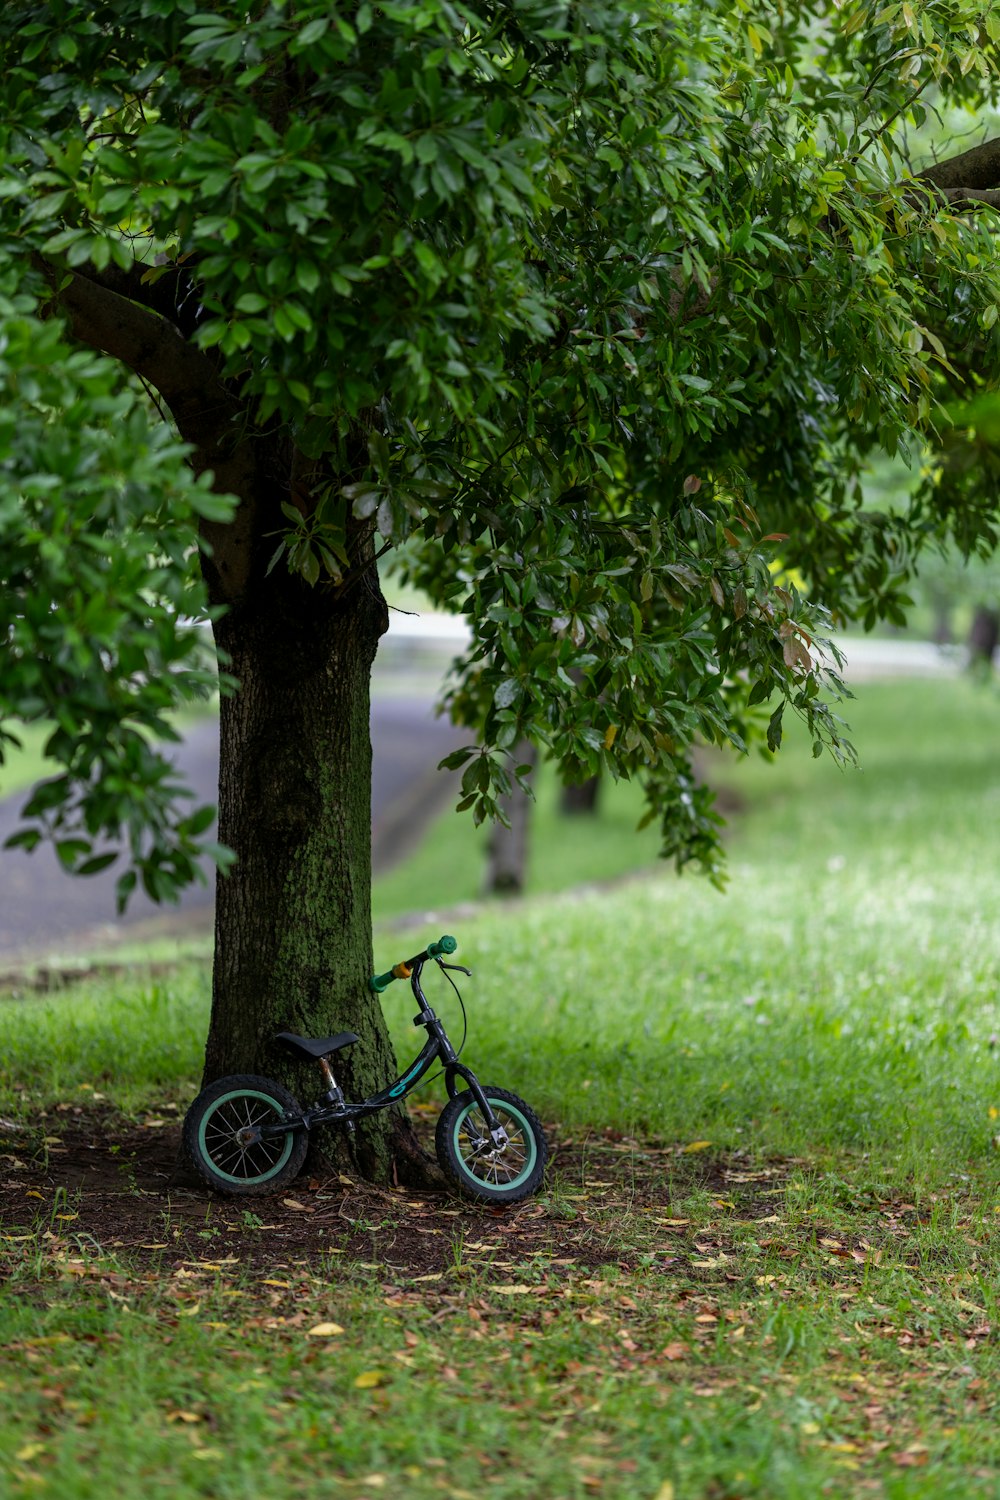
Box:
0;703;220;802
0;720;54;801
4;676;1000;1498
372;759;662;921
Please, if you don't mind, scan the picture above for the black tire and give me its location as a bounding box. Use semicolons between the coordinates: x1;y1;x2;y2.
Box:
182;1074;308;1195
435;1085;547;1204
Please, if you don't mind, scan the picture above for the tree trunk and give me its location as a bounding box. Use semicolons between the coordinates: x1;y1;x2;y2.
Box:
968;605;999;673
202;563;426;1183
484;742;537;896
560;775;601;815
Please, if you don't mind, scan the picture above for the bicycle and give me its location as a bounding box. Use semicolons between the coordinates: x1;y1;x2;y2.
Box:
182;935;547;1204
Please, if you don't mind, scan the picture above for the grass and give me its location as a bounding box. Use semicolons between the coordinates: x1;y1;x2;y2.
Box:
372;760;661;921
0;720;53;801
5;1235;1000;1500
5;675;1000;1497
0;702;220;802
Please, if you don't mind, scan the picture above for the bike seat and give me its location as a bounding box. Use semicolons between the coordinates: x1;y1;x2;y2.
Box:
274;1031;359;1061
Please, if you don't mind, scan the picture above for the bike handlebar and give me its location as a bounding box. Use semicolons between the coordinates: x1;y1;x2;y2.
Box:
370;935;457;994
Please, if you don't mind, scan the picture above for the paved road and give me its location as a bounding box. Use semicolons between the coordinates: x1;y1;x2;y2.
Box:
0;696;467;963
0;631;964;964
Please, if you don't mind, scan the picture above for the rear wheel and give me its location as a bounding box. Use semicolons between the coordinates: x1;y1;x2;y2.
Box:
435;1085;547;1203
183;1074;308;1195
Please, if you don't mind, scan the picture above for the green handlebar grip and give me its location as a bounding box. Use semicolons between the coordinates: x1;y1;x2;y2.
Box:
371;936;457;991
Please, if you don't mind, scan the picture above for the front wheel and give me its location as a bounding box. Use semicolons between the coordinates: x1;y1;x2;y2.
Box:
435;1085;547;1204
183;1074;308;1195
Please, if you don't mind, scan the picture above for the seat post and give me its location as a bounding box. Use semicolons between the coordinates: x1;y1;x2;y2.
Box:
318;1057;341;1101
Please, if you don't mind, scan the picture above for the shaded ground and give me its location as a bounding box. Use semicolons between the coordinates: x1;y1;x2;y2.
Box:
0;1106;785;1281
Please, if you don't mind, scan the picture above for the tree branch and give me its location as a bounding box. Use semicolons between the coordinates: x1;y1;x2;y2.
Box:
70;254;209;338
35;256;260;603
919;136;1000;192
38;257;239;453
927;185;1000;210
908;136;1000;211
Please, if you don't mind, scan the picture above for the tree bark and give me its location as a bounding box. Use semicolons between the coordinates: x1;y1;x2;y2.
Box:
484;742;537;896
203;556;428;1182
38;260;438;1186
560;776;601;816
968;605;999;674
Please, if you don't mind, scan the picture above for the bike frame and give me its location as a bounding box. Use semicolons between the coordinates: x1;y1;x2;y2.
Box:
259;958;504;1140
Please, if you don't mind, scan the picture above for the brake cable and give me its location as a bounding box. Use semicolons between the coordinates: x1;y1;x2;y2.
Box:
418;959;468;1091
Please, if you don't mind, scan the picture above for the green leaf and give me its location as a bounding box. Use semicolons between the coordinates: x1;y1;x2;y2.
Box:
493;678;521;709
296;17;329;47
56;838;91;868
180;804;217;838
77;852;119;876
116;871;138;915
439;748;476;771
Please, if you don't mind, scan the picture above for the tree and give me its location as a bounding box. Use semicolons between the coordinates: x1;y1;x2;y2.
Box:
2;0;999;1181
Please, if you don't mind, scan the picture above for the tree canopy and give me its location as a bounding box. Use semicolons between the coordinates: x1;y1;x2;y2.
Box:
2;0;1000;903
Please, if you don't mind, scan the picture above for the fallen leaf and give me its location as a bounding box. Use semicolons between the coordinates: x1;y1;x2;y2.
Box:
662;1342;689;1361
679;1141;712;1154
307;1323;345;1338
16;1443;46;1461
354;1370;386;1389
654;1484;675;1500
166;1410;203;1424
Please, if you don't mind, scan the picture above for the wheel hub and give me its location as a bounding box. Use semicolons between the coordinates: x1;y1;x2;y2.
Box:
469;1127;510;1161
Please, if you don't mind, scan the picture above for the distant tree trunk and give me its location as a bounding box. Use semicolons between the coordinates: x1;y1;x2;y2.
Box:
202;535;427;1183
484;742;537;896
968;606;999;672
559;666;601;815
560;775;601;815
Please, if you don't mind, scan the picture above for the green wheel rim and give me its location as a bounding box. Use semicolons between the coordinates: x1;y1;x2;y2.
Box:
198;1089;296;1186
451;1098;538;1192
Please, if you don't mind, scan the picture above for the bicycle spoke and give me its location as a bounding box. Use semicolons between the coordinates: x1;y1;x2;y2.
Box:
205;1097;288;1179
457;1105;531;1182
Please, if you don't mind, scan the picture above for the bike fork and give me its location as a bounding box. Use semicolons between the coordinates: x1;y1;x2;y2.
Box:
450;1068;507;1146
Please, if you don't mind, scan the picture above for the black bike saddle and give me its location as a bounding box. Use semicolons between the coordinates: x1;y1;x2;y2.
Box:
274;1031;359;1061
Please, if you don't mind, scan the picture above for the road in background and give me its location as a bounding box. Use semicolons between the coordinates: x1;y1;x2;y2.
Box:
0;625;964;963
0;615;469;962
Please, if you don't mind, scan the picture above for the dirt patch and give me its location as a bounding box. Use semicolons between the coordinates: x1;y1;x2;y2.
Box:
0;1107;790;1281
